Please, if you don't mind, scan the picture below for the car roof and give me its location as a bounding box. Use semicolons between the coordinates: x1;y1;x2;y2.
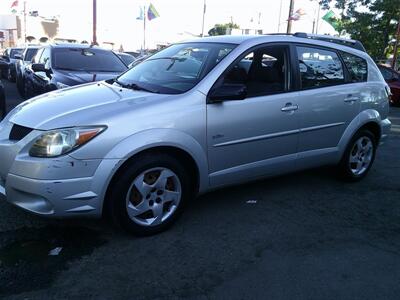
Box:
48;43;101;49
183;33;367;55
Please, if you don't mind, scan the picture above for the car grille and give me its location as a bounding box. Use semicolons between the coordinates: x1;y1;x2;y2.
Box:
9;124;33;141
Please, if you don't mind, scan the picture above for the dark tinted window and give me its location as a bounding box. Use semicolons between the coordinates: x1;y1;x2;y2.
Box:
221;45;288;97
117;43;235;94
9;48;22;58
118;53;135;66
25;48;38;61
53;48;127;72
341;51;368;82
10;48;23;58
297;46;344;89
379;66;399;81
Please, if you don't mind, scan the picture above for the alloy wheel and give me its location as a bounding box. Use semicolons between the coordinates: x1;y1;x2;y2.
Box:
125;167;182;227
349;136;374;176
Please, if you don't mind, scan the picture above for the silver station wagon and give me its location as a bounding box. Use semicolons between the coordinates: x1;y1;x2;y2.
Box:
0;33;391;235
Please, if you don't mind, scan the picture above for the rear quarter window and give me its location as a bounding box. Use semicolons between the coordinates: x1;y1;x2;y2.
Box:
340;51;368;83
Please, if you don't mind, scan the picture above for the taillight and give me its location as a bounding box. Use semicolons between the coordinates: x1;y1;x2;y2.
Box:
385;85;392;101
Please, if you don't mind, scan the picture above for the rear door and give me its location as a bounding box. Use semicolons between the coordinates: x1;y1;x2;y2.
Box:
294;45;366;165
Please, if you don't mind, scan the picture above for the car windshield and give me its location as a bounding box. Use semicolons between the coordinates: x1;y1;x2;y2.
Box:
10;48;23;58
116;43;236;94
53;48;127;72
25;48;38;61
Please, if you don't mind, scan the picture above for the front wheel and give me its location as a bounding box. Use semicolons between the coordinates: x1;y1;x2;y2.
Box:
337;129;377;181
109;153;193;235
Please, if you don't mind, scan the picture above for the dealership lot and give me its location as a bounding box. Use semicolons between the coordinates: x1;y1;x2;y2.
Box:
0;80;400;299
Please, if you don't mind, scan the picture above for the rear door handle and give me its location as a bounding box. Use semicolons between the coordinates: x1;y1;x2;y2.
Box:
344;96;359;103
281;103;298;112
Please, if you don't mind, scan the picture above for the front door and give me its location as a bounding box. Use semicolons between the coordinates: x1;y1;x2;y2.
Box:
207;44;300;187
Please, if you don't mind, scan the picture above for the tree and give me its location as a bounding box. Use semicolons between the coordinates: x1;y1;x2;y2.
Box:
208;22;239;36
320;0;400;60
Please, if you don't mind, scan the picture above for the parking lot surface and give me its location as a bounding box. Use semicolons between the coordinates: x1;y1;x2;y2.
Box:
1;80;400;299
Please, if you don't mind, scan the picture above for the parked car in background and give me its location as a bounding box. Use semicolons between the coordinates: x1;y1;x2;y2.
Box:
0;57;9;79
23;43;128;98
0;34;391;235
0;79;5;119
128;53;152;68
115;52;136;67
1;47;24;82
16;46;40;97
378;64;400;106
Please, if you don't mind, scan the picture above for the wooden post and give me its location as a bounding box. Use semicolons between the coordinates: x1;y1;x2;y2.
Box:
92;0;97;45
392;17;400;70
286;0;295;34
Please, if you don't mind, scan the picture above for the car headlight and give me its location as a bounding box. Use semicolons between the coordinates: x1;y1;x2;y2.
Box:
29;126;106;157
56;82;70;89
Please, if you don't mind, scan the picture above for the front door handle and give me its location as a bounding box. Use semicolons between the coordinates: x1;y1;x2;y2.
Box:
281;103;298;112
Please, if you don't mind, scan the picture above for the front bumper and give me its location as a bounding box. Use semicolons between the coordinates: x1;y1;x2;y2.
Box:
0;122;122;217
0;158;122;217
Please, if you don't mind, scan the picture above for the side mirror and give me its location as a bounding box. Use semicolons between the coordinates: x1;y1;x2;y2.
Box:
14;54;22;60
32;63;46;72
1;55;10;62
208;83;247;103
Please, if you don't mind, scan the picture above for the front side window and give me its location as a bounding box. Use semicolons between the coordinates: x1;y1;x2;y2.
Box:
116;43;236;94
53;48;127;72
32;48;44;64
297;46;344;89
341;51;368;82
25;48;38;62
219;45;288;97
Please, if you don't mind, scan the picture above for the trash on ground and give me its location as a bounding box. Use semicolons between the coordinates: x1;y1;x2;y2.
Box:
246;200;257;204
48;247;63;256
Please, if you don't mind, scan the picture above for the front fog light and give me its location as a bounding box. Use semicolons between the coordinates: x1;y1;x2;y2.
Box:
29;127;105;157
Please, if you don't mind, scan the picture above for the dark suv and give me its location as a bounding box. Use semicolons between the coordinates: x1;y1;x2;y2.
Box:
24;43;128;98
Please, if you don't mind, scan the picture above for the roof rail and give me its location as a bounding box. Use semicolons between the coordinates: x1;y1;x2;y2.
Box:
293;32;366;52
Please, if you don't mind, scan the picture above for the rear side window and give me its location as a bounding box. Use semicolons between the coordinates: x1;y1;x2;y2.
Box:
340;51;368;82
296;46;344;89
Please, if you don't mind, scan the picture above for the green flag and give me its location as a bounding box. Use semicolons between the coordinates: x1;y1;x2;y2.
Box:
322;10;340;31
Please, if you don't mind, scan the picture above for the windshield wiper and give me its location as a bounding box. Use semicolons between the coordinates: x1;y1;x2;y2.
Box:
114;79;158;93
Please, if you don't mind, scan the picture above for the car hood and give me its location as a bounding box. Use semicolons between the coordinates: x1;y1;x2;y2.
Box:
55;69;122;86
8;81;173;130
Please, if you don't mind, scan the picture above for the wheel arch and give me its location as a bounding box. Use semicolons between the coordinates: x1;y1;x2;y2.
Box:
338;109;383;158
99;129;209;216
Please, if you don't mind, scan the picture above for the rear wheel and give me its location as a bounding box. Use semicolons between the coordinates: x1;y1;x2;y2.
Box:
108;153;193;235
337;129;377;181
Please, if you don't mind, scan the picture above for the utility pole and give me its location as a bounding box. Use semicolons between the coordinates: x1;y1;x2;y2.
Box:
201;0;206;37
286;0;295;34
143;5;146;51
23;1;27;44
277;0;283;32
92;0;97;45
392;17;400;71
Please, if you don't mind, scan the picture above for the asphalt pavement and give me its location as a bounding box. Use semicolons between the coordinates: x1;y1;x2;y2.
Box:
1;80;400;300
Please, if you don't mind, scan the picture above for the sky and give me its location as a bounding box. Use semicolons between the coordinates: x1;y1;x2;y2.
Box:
0;0;338;51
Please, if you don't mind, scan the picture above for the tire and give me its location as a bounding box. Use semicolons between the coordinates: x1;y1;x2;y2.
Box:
108;152;193;236
0;93;5;120
17;77;25;97
337;129;377;182
24;79;33;99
